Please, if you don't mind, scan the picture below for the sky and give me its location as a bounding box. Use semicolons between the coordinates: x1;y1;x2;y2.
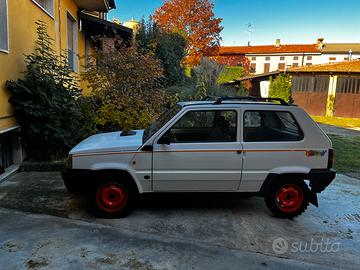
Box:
109;0;360;46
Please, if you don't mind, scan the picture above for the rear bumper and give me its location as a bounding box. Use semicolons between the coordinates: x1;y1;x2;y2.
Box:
307;169;336;193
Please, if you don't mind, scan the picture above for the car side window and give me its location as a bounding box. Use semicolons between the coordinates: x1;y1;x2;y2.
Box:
165;110;237;143
243;110;303;142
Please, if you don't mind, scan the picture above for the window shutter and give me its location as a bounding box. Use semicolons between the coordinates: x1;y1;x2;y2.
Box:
0;0;9;51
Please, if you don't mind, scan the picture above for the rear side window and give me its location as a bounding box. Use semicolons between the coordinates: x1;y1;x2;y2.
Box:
167;110;237;143
243;111;303;142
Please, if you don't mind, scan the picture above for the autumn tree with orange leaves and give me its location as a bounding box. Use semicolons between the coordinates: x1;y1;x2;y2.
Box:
153;0;223;66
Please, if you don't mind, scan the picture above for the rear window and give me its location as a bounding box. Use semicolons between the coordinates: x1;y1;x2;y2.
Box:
243;110;303;142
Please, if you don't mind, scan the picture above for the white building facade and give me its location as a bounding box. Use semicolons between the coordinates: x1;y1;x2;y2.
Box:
218;39;360;75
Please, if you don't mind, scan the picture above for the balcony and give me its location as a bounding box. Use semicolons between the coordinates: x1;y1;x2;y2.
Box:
73;0;116;12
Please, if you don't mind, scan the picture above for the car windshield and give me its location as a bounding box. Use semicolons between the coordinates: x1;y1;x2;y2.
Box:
142;104;182;143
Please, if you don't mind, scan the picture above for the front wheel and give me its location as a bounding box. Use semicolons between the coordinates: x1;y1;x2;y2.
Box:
91;180;135;218
265;178;310;219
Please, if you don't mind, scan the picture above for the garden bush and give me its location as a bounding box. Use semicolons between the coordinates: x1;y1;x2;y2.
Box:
268;74;292;103
6;21;85;160
217;66;246;84
83;40;175;132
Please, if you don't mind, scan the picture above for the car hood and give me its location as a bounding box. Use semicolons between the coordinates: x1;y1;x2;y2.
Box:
70;130;144;155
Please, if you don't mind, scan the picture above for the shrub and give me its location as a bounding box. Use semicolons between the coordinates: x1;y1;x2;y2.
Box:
83;40;174;131
268;74;292;103
193;57;225;99
6;21;84;160
217;66;246;84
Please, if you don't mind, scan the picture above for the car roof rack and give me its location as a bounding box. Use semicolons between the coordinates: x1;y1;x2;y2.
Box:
203;96;289;106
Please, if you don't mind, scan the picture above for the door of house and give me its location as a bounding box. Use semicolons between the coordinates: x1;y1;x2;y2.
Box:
264;63;270;73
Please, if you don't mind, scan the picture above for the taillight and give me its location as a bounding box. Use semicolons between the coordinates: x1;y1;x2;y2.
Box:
328;149;334;169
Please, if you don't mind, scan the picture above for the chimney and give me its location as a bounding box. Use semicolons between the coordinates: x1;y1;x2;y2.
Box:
317;38;324;50
275;39;281;47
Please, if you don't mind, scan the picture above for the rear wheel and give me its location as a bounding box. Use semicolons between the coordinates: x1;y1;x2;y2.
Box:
91;179;135;218
265;177;310;219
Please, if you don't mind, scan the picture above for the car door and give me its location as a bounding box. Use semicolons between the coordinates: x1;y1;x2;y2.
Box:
240;108;306;192
152;108;243;191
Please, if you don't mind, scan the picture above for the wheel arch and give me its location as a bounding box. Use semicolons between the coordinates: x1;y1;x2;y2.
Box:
258;173;307;197
92;169;140;195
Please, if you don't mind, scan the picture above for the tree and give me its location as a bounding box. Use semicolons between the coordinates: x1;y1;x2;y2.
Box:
83;40;174;131
6;21;84;160
136;18;187;87
268;74;292;103
153;0;223;66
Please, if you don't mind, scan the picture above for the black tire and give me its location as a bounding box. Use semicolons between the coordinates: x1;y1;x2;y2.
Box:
91;177;137;218
264;177;310;219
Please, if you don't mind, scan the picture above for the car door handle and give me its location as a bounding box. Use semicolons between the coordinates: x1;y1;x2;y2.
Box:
237;150;243;154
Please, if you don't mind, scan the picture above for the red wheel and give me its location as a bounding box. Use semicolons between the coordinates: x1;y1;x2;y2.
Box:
275;184;304;213
96;183;128;213
265;178;310;219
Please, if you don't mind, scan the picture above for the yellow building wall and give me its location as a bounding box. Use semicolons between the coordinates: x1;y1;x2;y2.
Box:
0;0;87;131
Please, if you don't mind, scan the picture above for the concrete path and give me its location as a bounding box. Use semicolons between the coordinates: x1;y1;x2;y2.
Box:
0;172;359;269
319;124;360;137
0;208;335;270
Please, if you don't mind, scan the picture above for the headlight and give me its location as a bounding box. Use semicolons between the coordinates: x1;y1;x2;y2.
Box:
66;154;73;169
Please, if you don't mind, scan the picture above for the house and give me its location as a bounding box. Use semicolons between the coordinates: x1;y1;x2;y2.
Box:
288;60;360;118
0;0;132;177
228;71;282;97
213;39;360;75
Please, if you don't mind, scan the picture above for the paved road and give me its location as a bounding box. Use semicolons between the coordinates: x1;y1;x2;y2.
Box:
0;172;359;269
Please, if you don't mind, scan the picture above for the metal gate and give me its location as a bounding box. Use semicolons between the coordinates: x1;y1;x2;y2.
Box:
0;132;13;170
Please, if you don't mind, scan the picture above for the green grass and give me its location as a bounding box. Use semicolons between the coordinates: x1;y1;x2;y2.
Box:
312;116;360;129
328;135;360;173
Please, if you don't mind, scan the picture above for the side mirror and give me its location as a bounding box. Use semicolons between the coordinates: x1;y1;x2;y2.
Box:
158;135;171;145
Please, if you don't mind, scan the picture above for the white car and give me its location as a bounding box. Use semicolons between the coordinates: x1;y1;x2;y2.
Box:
62;96;336;219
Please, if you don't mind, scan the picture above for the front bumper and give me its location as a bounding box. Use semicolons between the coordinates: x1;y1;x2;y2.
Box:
307;169;336;193
62;169;95;193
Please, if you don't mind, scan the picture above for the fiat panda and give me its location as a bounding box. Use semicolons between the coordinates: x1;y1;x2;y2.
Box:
62;96;336;219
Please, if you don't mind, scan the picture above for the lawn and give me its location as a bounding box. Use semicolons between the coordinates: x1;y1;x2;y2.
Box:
312;116;360;129
328;134;360;174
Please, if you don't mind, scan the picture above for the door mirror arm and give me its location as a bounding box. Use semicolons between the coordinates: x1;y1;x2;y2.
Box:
158;135;171;145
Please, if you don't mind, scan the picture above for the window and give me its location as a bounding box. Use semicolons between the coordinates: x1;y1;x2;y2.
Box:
243;111;303;142
292;75;329;93
292;63;299;67
250;63;256;73
164;110;237;143
280;56;285;61
336;76;360;94
265;56;270;61
344;57;349;61
278;63;285;70
67;12;78;71
306;63;312;66
329;57;336;61
307;56;312;60
293;56;299;60
264;63;270;73
251;57;256;61
32;0;54;16
143;105;182;143
0;0;9;52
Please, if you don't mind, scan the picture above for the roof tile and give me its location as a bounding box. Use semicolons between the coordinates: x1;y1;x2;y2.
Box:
288;59;360;73
219;44;319;54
